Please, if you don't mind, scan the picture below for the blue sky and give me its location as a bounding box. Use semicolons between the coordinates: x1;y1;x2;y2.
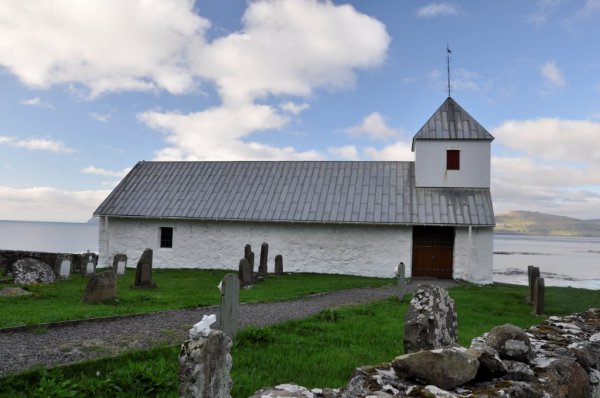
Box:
1;0;600;222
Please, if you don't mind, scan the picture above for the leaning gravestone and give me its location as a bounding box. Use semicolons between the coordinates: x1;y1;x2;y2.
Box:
274;254;283;275
13;258;56;285
81;271;117;303
132;248;156;288
403;284;457;353
238;258;252;287
220;274;239;338
112;253;127;275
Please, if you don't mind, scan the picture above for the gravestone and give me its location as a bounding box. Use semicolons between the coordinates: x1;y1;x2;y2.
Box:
220;274;239;338
248;251;255;273
179;329;233;398
112;253;127;275
259;242;268;275
274;254;283;275
58;255;72;279
81;271;117;303
133;248;156;288
396;262;406;301
13;258;56;285
534;277;545;315
238;258;252;287
403;284;457;353
85;253;96;275
244;244;251;261
528;266;540;305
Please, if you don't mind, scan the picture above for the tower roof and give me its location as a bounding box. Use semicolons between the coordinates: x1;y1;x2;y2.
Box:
412;97;494;150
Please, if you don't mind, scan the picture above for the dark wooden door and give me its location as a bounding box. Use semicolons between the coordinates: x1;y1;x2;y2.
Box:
412;226;454;278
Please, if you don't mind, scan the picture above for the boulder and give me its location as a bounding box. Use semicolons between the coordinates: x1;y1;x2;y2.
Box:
485;324;532;363
503;360;536;381
403;284;457;353
248;384;315;398
538;358;591;398
406;385;458;397
469;337;507;379
13;258;56;285
392;347;479;390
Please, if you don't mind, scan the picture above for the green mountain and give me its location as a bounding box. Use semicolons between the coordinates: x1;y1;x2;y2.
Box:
495;211;600;237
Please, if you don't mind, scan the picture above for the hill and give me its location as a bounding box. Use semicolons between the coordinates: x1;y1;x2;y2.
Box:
495;210;600;237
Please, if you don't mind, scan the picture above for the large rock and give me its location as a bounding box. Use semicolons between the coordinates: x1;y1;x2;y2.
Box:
485;324;532;363
13;258;56;285
179;330;232;398
81;271;117;303
403;284;457;353
392;347;479;390
248;384;316;398
538;358;592;397
469;337;508;379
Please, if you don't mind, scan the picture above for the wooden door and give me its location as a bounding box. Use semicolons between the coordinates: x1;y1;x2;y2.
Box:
412;226;454;278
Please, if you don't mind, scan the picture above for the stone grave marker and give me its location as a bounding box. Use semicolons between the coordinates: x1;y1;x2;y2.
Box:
274;254;283;275
244;244;251;261
220;273;239;338
259;242;268;275
132;248;156;288
85;253;96;275
534;277;545;315
58;255;72;279
528;266;540;305
81;271;117;303
238;258;252;287
396;262;406;301
248;251;255;273
112;253;127;275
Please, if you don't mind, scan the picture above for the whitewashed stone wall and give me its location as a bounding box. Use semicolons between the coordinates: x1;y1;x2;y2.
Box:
453;226;494;284
99;218;413;278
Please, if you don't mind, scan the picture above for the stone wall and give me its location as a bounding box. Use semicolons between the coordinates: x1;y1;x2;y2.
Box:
0;250;95;275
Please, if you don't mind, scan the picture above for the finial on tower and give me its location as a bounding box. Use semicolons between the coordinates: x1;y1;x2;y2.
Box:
446;44;452;98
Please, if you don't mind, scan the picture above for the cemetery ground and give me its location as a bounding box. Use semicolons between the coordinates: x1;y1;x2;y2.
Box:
0;269;391;328
0;282;597;398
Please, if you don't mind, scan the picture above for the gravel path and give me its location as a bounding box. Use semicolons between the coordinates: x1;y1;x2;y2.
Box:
0;279;457;377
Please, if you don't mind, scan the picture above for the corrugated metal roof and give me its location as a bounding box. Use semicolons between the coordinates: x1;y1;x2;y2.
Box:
94;161;495;226
412;97;494;149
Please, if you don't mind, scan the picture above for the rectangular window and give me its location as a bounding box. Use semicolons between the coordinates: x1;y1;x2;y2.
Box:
160;227;173;248
447;150;460;170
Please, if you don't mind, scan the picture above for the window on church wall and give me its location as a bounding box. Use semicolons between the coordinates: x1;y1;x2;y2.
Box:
447;150;460;170
160;227;173;248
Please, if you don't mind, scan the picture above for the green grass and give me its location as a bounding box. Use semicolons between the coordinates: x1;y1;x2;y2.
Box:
1;283;597;398
0;269;392;328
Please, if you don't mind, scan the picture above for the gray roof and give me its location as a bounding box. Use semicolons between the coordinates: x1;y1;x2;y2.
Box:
94;161;494;226
412;97;494;149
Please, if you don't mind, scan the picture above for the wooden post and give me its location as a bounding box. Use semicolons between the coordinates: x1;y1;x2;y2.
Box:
533;277;545;315
220;274;239;339
397;262;406;302
528;266;539;305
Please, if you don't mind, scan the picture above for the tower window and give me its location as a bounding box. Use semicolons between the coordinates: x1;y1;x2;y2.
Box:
447;150;460;170
160;227;173;248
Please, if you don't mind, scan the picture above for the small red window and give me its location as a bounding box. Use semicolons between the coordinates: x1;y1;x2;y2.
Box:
447;150;460;170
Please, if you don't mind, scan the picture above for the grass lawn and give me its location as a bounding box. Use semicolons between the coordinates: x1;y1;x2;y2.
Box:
0;269;392;328
1;283;597;397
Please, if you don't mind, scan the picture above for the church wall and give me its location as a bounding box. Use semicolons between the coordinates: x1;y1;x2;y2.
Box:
453;226;494;284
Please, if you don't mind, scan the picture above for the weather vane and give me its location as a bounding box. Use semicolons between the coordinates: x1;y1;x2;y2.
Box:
446;44;452;97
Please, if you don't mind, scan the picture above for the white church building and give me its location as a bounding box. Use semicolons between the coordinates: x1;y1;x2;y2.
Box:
94;97;495;283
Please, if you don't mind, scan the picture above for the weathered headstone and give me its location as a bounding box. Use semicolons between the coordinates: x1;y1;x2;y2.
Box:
179;329;233;398
259;242;268;275
528;266;539;305
13;258;56;285
244;244;251;261
396;262;406;301
274;254;283;275
85;253;95;275
81;271;117;303
403;284;457;354
112;253;127;275
248;251;255;273
132;248;156;288
526;265;534;303
220;274;239;338
534;277;545;315
238;258;252;287
58;256;71;279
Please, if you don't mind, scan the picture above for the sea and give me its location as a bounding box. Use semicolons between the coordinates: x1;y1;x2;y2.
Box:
0;220;599;290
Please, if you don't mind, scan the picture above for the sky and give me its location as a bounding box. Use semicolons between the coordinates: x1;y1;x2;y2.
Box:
1;0;600;223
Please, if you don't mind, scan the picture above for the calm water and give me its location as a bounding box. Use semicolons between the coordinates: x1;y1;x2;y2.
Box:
0;220;98;253
0;221;598;289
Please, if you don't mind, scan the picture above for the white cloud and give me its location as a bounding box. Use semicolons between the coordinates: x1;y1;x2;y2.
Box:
364;141;413;161
0;186;109;222
541;60;566;88
416;2;459;18
328;145;359;160
491;118;600;218
0;0;210;97
280;101;310;115
345;112;401;141
0;135;76;153
90;112;112;123
20;97;53;108
528;0;564;26
81;166;131;178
